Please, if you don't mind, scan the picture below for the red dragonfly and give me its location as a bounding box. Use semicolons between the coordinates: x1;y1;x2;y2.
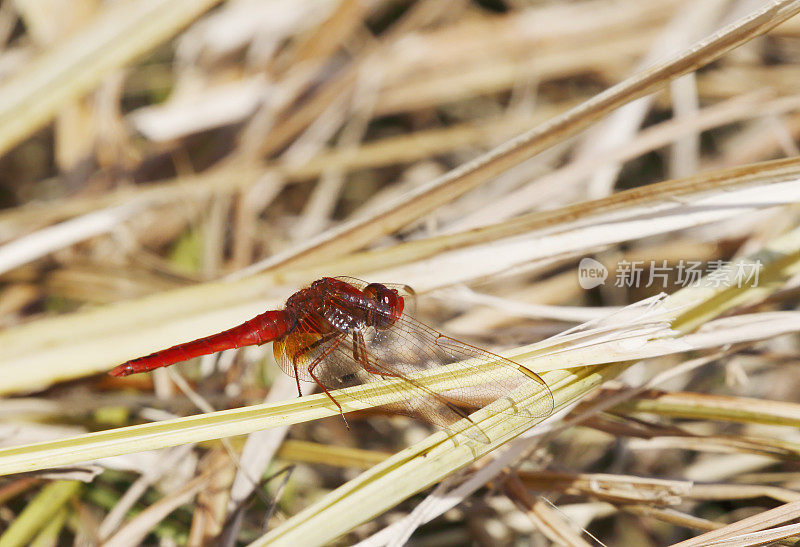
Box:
110;277;554;441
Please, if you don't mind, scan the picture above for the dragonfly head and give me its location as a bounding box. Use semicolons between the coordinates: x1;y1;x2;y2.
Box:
363;282;404;328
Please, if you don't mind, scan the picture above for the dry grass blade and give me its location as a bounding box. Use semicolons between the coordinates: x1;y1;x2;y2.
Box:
670;500;800;546
617;391;800;427
4;0;800;544
521;471;800;505
332;156;800;277
240;0;800;276
0;0;223;157
103;461;220;547
504;478;595;547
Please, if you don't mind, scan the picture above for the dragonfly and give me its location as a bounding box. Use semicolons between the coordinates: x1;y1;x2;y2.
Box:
110;277;554;442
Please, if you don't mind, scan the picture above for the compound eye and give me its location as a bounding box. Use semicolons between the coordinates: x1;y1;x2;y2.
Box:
363;283;390;308
364;283;404;326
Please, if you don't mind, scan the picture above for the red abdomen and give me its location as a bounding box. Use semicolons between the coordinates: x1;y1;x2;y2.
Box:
110;310;293;376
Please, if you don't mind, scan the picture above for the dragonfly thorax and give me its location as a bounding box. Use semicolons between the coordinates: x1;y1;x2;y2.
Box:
321;304;364;332
285;278;405;334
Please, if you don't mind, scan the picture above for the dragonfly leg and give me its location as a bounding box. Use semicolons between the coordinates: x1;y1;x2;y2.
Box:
351;330;479;432
295;332;339;356
353;331;399;379
289;331;339;398
305;336;350;429
293;363;302;397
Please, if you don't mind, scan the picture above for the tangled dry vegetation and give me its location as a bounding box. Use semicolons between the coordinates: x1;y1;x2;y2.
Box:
3;0;800;545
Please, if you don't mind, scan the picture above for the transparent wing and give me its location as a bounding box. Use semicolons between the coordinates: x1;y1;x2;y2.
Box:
332;277;553;419
328;329;494;442
367;314;554;419
275;315;553;443
273;311;488;440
